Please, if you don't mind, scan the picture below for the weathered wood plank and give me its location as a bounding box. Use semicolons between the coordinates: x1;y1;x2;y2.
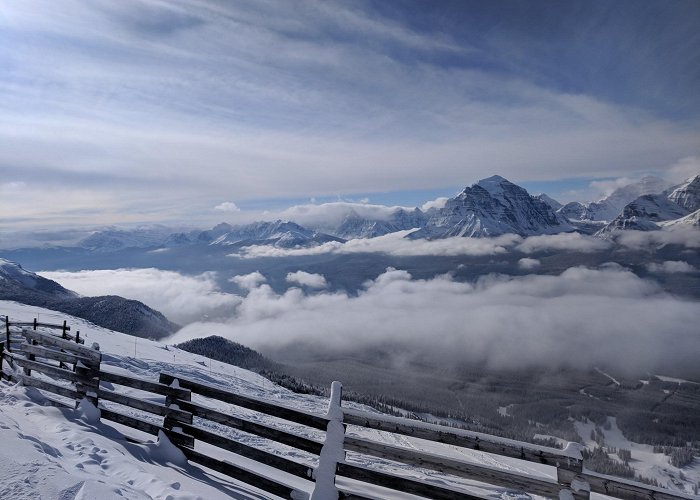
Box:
21;330;100;362
16;373;80;400
98;388;192;424
584;470;697;500
181;447;304;499
337;462;487;500
9;355;95;384
176;399;323;455
21;343;99;368
99;406;161;435
7;321;68;331
101;371;191;401
343;408;582;472
177;422;314;481
160;372;329;430
344;435;567;498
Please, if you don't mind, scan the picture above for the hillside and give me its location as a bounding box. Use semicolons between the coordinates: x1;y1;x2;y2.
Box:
2;301;699;496
0;259;177;339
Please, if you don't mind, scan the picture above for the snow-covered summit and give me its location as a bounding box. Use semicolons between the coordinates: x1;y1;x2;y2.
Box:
558;176;671;223
0;258;76;298
410;175;572;238
597;175;700;235
534;193;563;211
667;175;700;212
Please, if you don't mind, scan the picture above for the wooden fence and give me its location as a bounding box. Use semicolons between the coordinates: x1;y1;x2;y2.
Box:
0;317;695;500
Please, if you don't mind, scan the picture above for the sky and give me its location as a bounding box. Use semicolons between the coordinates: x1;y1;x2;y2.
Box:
1;0;699;229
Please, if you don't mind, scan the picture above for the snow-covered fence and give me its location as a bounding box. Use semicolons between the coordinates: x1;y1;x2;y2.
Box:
0;318;694;500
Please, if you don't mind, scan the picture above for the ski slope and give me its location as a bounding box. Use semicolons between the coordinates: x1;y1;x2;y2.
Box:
2;300;695;499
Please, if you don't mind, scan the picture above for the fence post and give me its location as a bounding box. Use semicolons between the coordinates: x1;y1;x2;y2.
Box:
75;342;101;409
0;341;4;376
5;316;10;352
311;381;345;500
22;328;36;377
33;318;37;330
556;443;589;500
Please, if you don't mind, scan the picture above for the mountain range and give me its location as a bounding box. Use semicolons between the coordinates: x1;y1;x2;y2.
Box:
0;258;177;339
14;174;699;255
598;175;700;234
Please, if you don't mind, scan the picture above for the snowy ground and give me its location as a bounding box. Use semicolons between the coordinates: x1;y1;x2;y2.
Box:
575;418;700;495
1;300;695;499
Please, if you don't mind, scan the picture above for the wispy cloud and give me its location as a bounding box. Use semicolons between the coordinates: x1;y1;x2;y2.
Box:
647;261;697;274
1;1;698;227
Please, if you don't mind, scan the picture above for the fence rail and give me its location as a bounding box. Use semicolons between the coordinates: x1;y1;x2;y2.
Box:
0;316;695;500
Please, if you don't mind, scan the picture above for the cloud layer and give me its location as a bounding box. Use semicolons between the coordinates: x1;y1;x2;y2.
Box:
2;1;699;227
40;268;239;325
170;266;700;377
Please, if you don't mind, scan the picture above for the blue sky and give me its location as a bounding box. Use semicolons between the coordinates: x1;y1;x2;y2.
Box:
1;0;699;228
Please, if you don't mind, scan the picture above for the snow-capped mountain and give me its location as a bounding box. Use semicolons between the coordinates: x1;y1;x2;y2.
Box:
1;258;77;299
661;209;700;228
667;175;700;212
79;225;183;252
534;193;563;211
205;220;343;248
328;208;427;239
410;175;572;238
598;175;700;235
0;259;177;339
558;176;671;223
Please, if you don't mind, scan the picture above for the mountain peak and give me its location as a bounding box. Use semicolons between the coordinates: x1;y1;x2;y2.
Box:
476;174;511;188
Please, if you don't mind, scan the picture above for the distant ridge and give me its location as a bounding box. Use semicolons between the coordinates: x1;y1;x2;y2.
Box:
0;258;177;339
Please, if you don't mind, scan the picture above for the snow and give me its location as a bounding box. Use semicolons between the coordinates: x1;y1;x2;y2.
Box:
311;381;344;500
594;367;621;386
655;374;700;385
3;299;695;498
574;417;700;494
76;397;101;425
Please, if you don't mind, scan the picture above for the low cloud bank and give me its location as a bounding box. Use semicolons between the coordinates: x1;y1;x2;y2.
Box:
171;266;700;377
613;227;700;250
40;268;239;325
232;227;700;259
234;231;521;258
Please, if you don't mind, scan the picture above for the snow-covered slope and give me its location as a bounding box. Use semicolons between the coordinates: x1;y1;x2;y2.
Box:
329;208;427;239
207;220;343;248
598;175;700;235
558;176;671;223
0;301;564;499
411;175;572;238
0;260;177;339
534;193;563;211
1;258;77;299
79;226;184;252
3;301;699;497
667;175;700;213
661;209;700;228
